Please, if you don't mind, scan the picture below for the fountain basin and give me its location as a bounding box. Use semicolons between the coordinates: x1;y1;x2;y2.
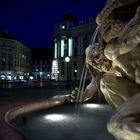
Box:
0;94;116;140
13;101;116;140
0;95;68;140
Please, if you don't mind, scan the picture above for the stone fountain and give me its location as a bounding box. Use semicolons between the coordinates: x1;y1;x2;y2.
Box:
1;1;140;140
71;0;140;140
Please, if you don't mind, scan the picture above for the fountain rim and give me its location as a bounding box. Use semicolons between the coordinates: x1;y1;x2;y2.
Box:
0;94;69;140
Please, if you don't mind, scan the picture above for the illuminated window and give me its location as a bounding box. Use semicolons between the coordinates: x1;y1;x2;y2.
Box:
61;39;64;57
54;42;57;58
68;38;73;56
51;60;59;80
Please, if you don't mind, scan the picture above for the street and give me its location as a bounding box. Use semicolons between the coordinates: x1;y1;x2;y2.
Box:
0;82;72;105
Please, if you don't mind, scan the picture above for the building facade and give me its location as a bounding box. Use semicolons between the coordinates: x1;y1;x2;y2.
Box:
0;32;32;81
32;48;52;80
52;12;97;81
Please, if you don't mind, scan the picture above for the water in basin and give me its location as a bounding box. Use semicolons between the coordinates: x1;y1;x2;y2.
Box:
13;103;116;140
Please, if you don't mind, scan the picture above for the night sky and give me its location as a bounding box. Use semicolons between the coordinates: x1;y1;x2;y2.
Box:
0;0;107;49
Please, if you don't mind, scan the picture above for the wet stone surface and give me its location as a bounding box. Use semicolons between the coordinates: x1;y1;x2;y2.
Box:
13;103;116;140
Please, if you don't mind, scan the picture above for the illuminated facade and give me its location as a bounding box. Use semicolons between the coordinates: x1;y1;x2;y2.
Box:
52;12;97;81
32;59;51;80
0;32;32;81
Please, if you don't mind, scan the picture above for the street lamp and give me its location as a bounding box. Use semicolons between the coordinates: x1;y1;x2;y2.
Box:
74;69;77;81
65;56;70;89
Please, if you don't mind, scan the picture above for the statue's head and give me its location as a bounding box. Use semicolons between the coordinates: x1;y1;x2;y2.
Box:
96;0;140;43
86;43;112;73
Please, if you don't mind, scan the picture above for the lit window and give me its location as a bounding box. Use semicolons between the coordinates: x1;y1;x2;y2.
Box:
61;39;64;57
54;42;57;58
68;38;73;56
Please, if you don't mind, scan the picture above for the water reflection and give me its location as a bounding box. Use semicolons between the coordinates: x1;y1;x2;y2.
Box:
83;103;106;109
44;114;68;122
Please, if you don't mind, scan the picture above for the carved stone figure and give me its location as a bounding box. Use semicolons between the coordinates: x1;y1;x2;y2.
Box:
71;0;140;139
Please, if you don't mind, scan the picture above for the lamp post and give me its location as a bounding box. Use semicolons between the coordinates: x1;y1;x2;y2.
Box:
65;56;70;89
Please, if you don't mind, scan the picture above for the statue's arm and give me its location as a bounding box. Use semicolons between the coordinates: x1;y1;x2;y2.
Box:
82;62;103;101
81;78;97;101
70;77;97;102
70;64;99;102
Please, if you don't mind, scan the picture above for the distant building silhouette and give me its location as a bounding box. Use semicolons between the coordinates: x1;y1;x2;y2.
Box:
32;48;52;80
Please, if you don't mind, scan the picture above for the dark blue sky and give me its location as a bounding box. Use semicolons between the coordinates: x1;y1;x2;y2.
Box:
0;0;107;49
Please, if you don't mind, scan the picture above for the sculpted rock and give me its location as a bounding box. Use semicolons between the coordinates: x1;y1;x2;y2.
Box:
96;0;140;43
71;0;140;140
96;0;140;139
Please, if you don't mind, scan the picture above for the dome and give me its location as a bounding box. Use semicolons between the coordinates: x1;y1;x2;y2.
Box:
60;11;78;28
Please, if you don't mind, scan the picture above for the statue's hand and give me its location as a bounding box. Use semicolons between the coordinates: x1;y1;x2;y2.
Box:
70;87;83;102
